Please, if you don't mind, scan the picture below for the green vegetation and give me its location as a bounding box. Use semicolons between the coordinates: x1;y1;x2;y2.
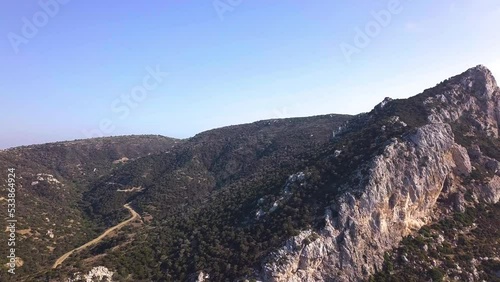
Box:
75;105;417;280
0;135;178;281
4;67;500;281
370;203;500;282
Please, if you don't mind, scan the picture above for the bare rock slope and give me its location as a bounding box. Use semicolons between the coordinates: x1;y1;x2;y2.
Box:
262;66;500;281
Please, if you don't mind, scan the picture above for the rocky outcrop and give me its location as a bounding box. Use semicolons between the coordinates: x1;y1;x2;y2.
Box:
426;65;500;137
261;66;500;281
67;266;114;282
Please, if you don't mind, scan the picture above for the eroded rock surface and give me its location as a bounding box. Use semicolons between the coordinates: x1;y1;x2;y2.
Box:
261;66;500;281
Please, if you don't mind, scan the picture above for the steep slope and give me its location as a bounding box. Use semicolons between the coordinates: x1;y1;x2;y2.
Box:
9;65;500;282
83;115;352;224
69;65;500;282
0;135;179;281
372;203;500;281
47;114;353;281
262;65;500;281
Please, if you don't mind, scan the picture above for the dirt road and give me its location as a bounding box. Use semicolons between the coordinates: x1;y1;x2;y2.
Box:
52;204;140;269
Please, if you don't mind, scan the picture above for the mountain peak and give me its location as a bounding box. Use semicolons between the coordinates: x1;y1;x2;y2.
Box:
464;64;496;82
414;65;500;137
470;64;492;73
456;64;498;99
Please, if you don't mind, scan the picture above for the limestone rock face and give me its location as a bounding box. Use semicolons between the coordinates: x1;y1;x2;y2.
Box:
261;66;500;281
426;65;500;137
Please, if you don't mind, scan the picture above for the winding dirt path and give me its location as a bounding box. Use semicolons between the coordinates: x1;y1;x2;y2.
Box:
52;204;140;269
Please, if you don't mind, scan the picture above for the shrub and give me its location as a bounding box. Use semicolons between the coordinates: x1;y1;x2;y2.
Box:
428;268;445;281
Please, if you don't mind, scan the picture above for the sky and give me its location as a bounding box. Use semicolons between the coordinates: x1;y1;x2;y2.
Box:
1;0;499;149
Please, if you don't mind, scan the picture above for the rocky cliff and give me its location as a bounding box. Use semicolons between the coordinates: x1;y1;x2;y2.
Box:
261;65;500;281
30;65;500;282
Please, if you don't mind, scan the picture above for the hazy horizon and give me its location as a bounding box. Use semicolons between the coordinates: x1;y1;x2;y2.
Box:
0;61;497;150
2;0;500;149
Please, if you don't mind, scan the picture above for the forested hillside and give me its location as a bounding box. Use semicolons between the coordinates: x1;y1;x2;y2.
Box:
0;135;179;281
4;66;500;282
61;66;500;281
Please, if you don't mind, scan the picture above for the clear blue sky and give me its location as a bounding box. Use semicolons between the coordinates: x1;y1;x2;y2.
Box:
1;0;499;148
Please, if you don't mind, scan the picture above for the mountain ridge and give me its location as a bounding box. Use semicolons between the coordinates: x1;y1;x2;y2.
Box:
261;65;500;281
1;65;500;281
73;65;500;281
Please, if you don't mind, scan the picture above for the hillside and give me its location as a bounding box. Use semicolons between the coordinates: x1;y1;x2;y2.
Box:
0;135;180;281
2;65;500;282
83;114;352;225
71;65;498;281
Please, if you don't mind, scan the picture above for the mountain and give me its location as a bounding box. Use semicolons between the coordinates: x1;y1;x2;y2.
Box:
2;66;500;282
260;66;500;282
83;114;352;225
0;135;180;281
